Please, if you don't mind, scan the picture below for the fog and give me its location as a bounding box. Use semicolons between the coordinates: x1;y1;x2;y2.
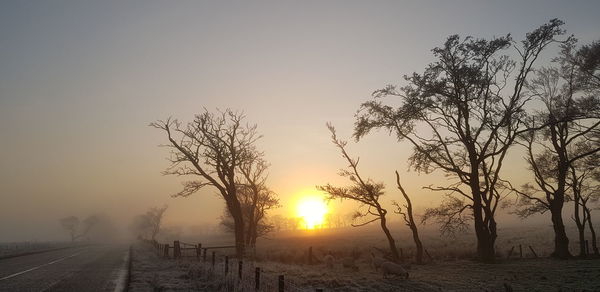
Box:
1;0;599;244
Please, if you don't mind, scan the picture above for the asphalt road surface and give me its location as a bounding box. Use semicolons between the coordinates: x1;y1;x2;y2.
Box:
0;245;129;292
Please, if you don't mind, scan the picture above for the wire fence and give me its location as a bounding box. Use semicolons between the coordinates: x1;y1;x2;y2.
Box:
140;239;317;292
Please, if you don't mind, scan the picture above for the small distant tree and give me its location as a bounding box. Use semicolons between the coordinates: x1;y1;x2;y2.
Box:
286;217;302;231
60;215;99;242
60;216;80;242
151;109;262;257
393;171;424;264
317;123;400;261
131;205;168;241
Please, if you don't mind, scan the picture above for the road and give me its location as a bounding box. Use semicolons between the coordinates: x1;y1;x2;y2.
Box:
0;245;129;292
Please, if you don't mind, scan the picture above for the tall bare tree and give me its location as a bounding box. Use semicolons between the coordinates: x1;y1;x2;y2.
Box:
514;38;600;258
392;171;424;263
354;20;565;261
318;123;400;261
151;109;261;257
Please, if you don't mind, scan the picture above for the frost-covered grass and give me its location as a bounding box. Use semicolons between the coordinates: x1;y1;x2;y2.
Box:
131;223;600;291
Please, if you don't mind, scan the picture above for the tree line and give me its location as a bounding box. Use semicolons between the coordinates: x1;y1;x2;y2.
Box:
152;19;599;262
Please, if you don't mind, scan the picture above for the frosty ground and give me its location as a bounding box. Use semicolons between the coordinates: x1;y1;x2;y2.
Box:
128;239;600;291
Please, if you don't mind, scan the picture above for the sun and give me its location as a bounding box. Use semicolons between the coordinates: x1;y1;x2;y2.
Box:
297;196;328;229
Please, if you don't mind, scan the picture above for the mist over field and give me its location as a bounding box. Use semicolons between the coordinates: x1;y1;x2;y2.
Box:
1;1;600;291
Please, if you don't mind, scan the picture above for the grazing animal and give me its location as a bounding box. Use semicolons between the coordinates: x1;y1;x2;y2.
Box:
370;252;386;271
323;254;335;268
341;257;359;271
380;261;409;279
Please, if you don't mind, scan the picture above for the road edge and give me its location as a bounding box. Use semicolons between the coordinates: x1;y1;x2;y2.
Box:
114;245;132;292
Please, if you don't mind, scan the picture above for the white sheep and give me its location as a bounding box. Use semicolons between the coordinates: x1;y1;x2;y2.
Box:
380;261;409;279
370;252;386;271
323;254;335;268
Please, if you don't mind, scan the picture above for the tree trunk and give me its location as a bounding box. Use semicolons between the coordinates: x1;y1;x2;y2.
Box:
227;200;245;258
550;198;571;258
410;223;424;264
471;181;496;262
379;214;400;262
573;196;587;257
395;171;423;264
585;207;599;256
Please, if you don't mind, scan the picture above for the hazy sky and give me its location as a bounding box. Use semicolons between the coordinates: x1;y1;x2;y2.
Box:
1;0;599;241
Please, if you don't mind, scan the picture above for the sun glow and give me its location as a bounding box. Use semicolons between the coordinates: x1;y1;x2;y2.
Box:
297;196;328;229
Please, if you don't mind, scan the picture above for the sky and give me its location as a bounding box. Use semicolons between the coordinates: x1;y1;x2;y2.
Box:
1;0;599;242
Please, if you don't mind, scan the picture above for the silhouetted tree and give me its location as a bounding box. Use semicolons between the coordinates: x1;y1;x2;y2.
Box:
354;19;566;261
514;38;600;258
237;153;280;246
318;123;400;261
131;205;168;241
151;109;262;257
569;155;600;257
393;171;424;263
220;184;280;246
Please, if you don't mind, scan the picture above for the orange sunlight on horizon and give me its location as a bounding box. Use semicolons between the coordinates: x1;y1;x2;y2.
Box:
296;195;328;229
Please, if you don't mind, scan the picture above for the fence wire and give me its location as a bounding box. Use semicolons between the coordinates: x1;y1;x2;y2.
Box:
143;239;315;291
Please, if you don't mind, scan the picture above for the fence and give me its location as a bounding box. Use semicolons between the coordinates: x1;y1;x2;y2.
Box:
140;239;315;292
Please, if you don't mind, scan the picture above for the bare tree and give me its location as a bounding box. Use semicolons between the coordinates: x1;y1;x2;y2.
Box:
151;109;261;257
60;215;99;242
567;151;600;257
131;205;168;241
354;20;565;261
317;123;400;261
60;216;80;242
237;154;280;246
392;171;424;263
220;184;280;246
515;38;600;258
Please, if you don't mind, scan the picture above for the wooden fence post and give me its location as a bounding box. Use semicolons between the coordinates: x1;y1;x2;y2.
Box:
528;246;538;258
164;244;170;258
278;275;284;292
197;243;202;260
506;246;515;259
212;251;216;267
174;241;181;259
238;261;243;279
519;244;523;258
203;248;207;262
255;267;261;290
225;256;229;274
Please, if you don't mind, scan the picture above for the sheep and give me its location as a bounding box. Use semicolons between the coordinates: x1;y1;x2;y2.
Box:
323;254;335;268
370;252;386;271
341;257;359;271
380;261;409;279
